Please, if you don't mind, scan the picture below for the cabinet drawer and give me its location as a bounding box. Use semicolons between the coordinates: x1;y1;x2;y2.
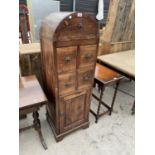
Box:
57;17;97;42
79;45;97;68
58;72;76;95
57;47;77;73
78;68;94;89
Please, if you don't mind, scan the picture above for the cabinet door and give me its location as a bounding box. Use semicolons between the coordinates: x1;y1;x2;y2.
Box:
59;90;90;132
56;46;77;73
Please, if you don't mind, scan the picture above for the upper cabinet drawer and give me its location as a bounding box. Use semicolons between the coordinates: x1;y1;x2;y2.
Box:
57;47;77;73
79;45;97;68
57;16;98;42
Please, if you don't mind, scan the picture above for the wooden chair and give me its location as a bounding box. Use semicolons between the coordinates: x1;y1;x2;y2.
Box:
19;75;48;150
90;63;124;123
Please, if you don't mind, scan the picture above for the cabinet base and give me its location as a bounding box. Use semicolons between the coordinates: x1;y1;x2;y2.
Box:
47;112;89;142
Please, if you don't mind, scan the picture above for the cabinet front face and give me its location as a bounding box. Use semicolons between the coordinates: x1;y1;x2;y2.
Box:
59;91;89;132
56;46;77;73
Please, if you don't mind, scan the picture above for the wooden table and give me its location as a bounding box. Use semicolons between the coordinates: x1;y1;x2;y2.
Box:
19;43;41;75
19;75;48;150
97;50;135;80
97;50;135;114
19;43;41;55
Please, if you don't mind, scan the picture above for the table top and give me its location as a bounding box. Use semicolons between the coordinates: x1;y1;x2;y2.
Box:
97;50;135;79
19;43;41;55
19;75;47;109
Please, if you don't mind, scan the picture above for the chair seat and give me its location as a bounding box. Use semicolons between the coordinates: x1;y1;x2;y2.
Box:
95;63;123;85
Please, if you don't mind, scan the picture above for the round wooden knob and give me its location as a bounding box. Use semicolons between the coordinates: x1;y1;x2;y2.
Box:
85;54;92;59
64;56;71;63
77;23;83;29
83;76;90;81
64;83;70;88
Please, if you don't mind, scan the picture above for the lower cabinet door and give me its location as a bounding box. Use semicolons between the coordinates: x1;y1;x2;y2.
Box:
59;90;90;133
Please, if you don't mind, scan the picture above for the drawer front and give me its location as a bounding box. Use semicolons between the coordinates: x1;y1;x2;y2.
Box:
57;46;77;73
57;17;98;42
78;68;94;89
58;72;76;96
79;45;97;68
59;90;90;132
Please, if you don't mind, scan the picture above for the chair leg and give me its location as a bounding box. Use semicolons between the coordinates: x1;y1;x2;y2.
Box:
97;83;102;92
96;85;105;123
109;81;119;115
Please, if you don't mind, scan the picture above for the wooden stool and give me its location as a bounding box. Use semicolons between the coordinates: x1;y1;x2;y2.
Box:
90;63;124;123
19;75;48;150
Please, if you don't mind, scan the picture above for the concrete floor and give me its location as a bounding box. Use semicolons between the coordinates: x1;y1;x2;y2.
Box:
19;78;135;155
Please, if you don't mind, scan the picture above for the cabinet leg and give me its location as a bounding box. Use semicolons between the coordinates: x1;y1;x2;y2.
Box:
82;123;89;129
55;136;64;142
33;111;47;150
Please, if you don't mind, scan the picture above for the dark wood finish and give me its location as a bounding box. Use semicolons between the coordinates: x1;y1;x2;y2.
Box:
90;63;124;123
57;46;77;73
79;45;97;68
95;63;122;83
58;72;76;96
19;75;47;150
40;12;99;141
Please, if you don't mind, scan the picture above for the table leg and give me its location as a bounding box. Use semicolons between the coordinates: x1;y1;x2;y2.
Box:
28;55;32;75
131;100;135;115
33;111;47;150
19;114;27;120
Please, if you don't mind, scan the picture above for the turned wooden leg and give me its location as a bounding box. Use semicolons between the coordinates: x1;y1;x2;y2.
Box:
96;85;105;123
131;100;135;115
97;83;102;92
33;111;47;150
109;81;119;115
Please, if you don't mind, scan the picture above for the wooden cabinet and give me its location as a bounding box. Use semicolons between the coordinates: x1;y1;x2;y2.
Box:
40;12;99;141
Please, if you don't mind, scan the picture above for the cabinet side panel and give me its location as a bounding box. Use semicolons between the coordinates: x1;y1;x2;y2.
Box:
40;36;57;126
